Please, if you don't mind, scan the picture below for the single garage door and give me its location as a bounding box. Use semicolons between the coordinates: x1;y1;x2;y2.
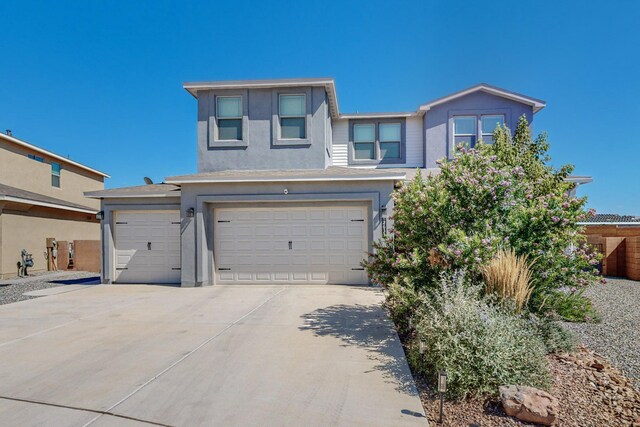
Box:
114;210;181;284
214;205;369;285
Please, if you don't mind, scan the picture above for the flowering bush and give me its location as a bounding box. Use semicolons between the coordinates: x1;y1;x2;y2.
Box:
365;116;601;315
405;272;550;399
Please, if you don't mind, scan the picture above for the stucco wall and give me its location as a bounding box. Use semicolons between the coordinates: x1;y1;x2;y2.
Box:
0;207;99;278
197;87;331;172
423;91;534;168
0;139;104;209
178;180;396;287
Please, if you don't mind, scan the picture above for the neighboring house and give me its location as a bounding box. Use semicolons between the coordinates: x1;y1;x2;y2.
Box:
0;131;108;278
580;213;640;280
86;79;585;287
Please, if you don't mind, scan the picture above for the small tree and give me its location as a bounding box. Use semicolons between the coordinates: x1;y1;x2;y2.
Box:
365;116;600;313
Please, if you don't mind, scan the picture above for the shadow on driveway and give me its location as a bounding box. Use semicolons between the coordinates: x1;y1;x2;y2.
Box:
299;303;417;395
50;276;101;285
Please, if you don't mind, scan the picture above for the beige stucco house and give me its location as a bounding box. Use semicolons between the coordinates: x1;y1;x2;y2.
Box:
0;130;109;278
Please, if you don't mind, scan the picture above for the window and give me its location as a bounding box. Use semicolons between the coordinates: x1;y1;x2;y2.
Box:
216;96;242;140
353;124;375;160
279;94;306;139
28;154;44;162
453;116;476;149
379;123;401;160
51;162;61;188
481;115;504;143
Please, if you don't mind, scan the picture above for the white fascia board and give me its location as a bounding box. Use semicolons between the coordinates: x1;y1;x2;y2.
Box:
419;85;546;113
0;196;97;214
0;133;110;178
165;175;405;184
338;112;419;119
84;193;181;199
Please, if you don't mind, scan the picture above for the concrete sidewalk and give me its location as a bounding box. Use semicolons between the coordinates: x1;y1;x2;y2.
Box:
0;284;427;426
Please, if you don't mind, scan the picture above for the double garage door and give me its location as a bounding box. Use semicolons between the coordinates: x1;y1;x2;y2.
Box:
113;205;369;285
214;206;369;285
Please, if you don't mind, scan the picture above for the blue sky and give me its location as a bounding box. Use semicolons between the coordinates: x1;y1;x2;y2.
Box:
1;1;638;214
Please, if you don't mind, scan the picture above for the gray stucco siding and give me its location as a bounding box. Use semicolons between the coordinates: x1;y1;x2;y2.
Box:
98;197;182;284
178;180;396;287
198;86;331;172
423;91;534;168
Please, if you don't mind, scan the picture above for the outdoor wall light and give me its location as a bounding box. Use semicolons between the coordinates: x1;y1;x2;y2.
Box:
96;211;104;221
438;370;448;424
419;341;426;355
186;207;195;218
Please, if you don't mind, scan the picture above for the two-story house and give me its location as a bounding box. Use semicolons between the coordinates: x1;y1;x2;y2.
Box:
0;131;108;278
87;79;550;287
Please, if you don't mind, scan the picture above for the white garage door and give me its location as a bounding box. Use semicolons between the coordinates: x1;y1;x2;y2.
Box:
214;206;369;285
114;211;181;284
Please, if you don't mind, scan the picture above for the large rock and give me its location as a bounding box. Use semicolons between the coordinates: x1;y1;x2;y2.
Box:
499;385;559;426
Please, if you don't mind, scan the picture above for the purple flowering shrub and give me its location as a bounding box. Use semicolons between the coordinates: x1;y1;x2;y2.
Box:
365;116;601;317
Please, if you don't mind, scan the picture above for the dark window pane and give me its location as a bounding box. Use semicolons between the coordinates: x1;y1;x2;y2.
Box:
454;135;475;149
218;119;242;140
281;117;306;139
51;174;60;188
380;142;400;159
354;142;375;160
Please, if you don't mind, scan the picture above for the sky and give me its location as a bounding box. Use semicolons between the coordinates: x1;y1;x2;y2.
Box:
1;0;639;214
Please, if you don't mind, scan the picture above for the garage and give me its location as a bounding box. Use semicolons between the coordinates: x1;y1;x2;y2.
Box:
113;210;181;284
214;205;369;285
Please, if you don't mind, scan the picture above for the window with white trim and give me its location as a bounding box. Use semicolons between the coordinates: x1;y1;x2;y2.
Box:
279;94;306;139
353;124;375;160
216;96;243;141
379;123;401;160
453;116;476;149
481;115;505;143
51;162;61;188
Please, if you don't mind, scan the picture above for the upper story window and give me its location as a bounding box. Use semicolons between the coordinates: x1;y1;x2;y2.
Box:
279;94;306;139
51;162;61;188
353;124;375;159
481;115;505;143
28;154;44;162
379;123;401;160
216;96;243;141
453;116;476;149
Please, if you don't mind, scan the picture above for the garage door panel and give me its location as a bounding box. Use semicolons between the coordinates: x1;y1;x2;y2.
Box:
214;206;368;285
114;211;181;284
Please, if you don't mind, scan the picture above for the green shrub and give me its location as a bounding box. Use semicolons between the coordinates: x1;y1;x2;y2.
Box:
544;289;601;322
365;115;602;317
530;316;578;353
408;272;550;399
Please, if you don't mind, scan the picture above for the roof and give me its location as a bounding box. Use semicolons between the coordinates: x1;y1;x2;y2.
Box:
565;176;593;185
579;213;640;226
0;183;97;214
85;183;181;199
183;78;340;119
0;132;110;178
338;112;419;119
165;167;405;184
418;83;546;113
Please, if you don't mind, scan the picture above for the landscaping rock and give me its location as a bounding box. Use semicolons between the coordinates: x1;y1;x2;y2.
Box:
499;385;559;426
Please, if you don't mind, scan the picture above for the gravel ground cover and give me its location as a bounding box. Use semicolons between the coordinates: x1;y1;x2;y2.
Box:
0;271;100;305
563;277;640;388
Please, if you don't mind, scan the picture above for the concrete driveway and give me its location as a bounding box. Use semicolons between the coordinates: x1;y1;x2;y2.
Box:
0;284;427;426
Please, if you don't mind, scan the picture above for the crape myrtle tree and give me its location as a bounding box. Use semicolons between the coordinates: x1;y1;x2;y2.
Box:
364;115;601;312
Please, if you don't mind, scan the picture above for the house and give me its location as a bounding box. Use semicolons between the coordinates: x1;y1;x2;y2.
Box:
0;131;109;278
86;79;562;287
580;213;640;280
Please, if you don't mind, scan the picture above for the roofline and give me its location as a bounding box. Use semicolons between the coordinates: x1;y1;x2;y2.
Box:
164;175;405;185
183;78;341;119
0;195;97;214
84;192;181;199
565;176;593;184
578;222;640;226
418;83;546;113
338;112;420;119
0;132;110;178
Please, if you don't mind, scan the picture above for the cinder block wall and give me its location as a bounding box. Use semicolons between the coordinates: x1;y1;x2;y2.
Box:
584;225;640;280
73;240;100;273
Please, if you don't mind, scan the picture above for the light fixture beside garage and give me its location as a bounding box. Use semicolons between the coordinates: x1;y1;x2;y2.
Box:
283;188;289;195
186;207;195;218
96;211;104;220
